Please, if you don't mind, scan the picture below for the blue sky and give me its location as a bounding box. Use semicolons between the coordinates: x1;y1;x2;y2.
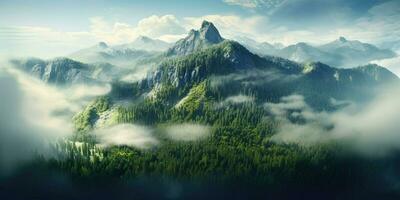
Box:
0;0;399;58
0;0;238;30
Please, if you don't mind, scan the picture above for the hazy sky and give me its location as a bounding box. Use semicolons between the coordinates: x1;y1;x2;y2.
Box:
0;0;399;58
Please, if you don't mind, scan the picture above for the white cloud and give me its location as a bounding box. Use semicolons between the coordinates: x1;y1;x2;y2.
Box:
64;84;112;102
265;94;308;116
0;13;335;57
221;0;400;46
223;0;259;8
0;26;95;58
215;94;255;109
0;61;113;174
94;124;158;149
265;94;333;144
165;124;211;141
136;15;186;38
89;17;137;44
184;14;268;41
0;69;70;173
331;1;400;45
225;94;255;104
89;15;186;44
267;87;400;156
0;15;188;58
157;34;187;43
183;14;346;46
223;0;287;10
3;4;399;59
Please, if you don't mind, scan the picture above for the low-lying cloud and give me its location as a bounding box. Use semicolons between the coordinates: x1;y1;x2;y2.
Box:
0;63;111;175
266;87;400;156
0;71;72;174
210;68;300;88
215;94;255;108
94;124;158;149
165;124;211;141
225;95;255;104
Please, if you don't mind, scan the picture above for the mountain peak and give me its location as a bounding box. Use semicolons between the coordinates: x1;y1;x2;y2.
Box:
167;21;224;56
98;42;108;48
199;21;223;44
201;20;212;29
338;36;347;42
136;35;152;42
296;42;310;47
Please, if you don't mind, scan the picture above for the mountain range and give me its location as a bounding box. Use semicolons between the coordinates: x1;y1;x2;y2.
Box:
238;36;397;68
68;36;171;65
66;21;396;70
10;57;119;85
10;21;399;111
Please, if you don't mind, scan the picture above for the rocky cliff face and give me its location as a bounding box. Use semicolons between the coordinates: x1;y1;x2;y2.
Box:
10;57;114;85
143;22;398;95
144;40;267;90
166;21;224;56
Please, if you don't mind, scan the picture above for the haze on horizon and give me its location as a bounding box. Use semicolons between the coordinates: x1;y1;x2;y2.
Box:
2;2;400;199
0;0;399;57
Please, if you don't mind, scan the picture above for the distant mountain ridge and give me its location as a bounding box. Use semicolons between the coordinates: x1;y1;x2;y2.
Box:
318;37;397;67
10;21;399;110
235;36;283;56
237;36;397;68
68;36;171;65
10;57;116;85
132;22;399;111
114;36;171;52
277;42;343;66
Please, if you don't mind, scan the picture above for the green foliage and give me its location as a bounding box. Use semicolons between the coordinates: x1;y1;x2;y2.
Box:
175;81;210;119
72;97;110;141
40;39;395;192
114;99;171;125
158;41;252;89
153;82;179;102
50;132;364;188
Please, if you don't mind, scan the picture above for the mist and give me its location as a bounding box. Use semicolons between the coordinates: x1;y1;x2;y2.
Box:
0;71;69;175
209;68;300;88
224;95;255;104
94;124;159;149
165;124;211;141
266;85;400;156
0;63;110;175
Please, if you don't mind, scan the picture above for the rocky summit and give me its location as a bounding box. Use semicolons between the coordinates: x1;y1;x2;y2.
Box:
166;20;224;56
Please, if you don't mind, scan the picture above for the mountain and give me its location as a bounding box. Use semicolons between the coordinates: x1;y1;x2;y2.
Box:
14;22;398;106
52;21;399;196
10;57;117;85
319;37;397;67
141;40;397;108
380;40;400;53
239;36;397;68
69;42;157;64
114;36;171;52
68;37;169;65
92;22;396;109
131;21;398;110
276;42;344;66
166;21;224;56
145;41;274;89
234;36;279;56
